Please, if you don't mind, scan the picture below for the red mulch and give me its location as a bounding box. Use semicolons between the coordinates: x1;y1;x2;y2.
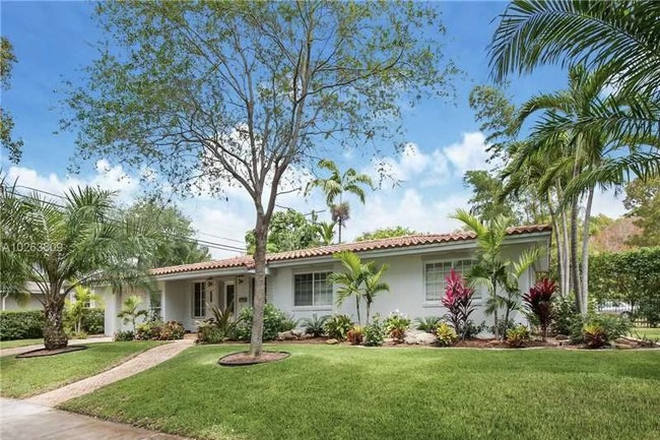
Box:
16;345;87;358
218;351;290;366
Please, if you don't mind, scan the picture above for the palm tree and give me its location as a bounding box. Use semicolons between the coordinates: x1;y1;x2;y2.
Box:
315;220;337;246
328;251;366;325
65;284;103;335
0;182;155;349
452;210;542;339
362;261;390;326
306;159;374;243
117;295;149;333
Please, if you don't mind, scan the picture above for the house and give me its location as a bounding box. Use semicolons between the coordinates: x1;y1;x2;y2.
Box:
1;282;99;312
101;225;552;335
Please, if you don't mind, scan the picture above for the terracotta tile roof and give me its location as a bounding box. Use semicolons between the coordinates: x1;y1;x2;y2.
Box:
150;224;551;276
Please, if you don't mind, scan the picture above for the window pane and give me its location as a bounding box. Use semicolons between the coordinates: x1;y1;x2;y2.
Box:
294;273;313;306
194;283;206;317
454;259;482;299
313;272;333;306
425;262;451;301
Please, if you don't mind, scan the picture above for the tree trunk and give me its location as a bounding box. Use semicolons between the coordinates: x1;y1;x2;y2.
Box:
355;296;361;326
492;278;499;339
44;293;67;350
248;214;268;358
547;190;564;295
580;187;595;315
365;300;371;326
569;198;582;311
338;217;342;244
560;207;570;296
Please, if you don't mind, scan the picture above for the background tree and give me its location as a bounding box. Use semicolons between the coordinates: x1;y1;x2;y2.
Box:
624;177;660;247
0;183;154;349
307;159;374;243
1;37;23;163
315;220;336;246
245;209;320;254
66;1;456;357
65;285;103;336
121;199;211;267
355;226;418;242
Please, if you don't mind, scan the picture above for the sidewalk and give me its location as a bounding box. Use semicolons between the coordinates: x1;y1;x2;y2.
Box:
0;398;192;440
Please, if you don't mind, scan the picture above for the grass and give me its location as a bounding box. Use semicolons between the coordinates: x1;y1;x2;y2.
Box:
632;327;660;340
0;341;161;398
61;344;660;440
0;338;44;349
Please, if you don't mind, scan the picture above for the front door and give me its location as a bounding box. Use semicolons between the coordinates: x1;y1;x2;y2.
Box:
225;282;236;315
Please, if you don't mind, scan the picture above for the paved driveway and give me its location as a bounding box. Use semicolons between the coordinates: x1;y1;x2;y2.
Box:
0;398;192;440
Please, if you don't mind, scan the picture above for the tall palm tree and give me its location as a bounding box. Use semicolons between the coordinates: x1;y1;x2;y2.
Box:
307;159;373;243
0;182;155;349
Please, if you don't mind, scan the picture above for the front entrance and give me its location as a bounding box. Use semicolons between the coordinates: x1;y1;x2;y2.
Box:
225;282;236;315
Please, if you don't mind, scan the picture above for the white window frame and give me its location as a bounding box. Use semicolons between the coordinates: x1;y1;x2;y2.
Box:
192;281;206;318
292;271;333;310
422;258;483;307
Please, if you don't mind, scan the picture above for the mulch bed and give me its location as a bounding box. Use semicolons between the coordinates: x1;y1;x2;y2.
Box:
218;351;290;367
16;345;87;359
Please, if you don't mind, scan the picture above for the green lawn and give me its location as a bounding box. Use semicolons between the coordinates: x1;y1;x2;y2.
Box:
632;327;660;340
0;341;161;398
0;338;44;349
61;344;660;440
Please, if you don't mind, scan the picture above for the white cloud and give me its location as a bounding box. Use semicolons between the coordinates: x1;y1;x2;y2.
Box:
442;132;490;175
591;188;627;219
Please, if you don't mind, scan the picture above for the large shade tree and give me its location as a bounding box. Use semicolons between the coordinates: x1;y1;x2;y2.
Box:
0;184;154;349
65;1;456;357
1;37;22;163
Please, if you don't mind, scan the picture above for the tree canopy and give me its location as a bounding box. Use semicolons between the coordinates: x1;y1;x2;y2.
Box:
1;37;22;163
624;177;660;247
355;226;418;242
245;209;320;254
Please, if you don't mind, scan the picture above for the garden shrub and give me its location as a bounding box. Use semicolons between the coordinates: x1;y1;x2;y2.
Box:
384;311;410;342
583;324;607;348
435;322;458;347
347;325;364;345
136;320;185;341
324;313;353;341
301;314;328;337
506;325;530;348
0;310;44;340
442;269;477;340
415;316;441;333
552;294;582;336
363;315;385;347
197;321;225;344
581;314;631;348
523;278;556;340
463;321;487;339
82;308;105;334
233;304;294;342
114;330;135;341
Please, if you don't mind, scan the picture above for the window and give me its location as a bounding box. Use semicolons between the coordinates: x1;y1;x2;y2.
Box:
425;259;482;302
193;282;206;317
150;291;162;320
294;272;332;307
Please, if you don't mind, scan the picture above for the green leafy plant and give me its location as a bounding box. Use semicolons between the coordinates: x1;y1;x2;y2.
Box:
137;320;184;340
65;285;103;336
415;316;442;334
117;295;149;333
196;321;224;344
506;325;531;348
302;314;328;337
233;304;294;342
347;325;364;345
384;311;410;343
583;324;607;349
552;294;582;336
113;330;135;341
324;313;353;341
523;278;557;340
208;303;242;337
0;310;44;340
435;322;458;347
363;315;386;347
581;314;632;349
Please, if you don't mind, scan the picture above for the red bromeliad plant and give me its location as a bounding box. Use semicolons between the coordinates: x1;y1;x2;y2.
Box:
442;269;476;340
522;278;557;341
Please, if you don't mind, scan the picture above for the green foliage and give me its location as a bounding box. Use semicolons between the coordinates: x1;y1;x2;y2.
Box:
245;209;321;254
82;308;105;334
462;321;487;340
1;37;23;163
384;312;410;343
113;330;135;341
583;315;632;349
301;314;328;338
233;304;294;342
435;322;458;347
117;295;149;332
347;325;364;345
136;321;184;341
0;310;44;340
363;315;386;347
506;325;530;348
624;178;660;247
207;303;242;338
65;285;103;335
589;247;660;325
324;314;353;342
415;316;442;334
552;294;581;336
196;323;225;344
355;226;417;242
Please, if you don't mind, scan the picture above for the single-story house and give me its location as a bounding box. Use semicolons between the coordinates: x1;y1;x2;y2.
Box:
1;282;99;311
101;225;552;335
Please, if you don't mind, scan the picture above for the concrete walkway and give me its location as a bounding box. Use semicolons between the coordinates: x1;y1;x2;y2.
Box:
28;338;194;407
0;336;113;358
0;398;192;440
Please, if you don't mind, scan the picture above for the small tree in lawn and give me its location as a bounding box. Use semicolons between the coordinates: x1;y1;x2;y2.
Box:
442;269;477;341
523;278;557;341
65;2;456;358
117;295;149;333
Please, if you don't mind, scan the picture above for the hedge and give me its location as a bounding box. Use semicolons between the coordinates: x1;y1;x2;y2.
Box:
589;247;660;325
0;307;105;340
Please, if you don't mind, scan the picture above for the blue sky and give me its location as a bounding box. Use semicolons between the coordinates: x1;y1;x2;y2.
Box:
1;1;626;257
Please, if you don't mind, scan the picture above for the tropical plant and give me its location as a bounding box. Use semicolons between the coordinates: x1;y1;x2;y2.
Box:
415;316;442;334
301;314;328;338
435;322;458;347
113;330;135;342
117;295;149;333
136;320;185;341
207;303;242;338
324;314;353;342
441;269;477;341
347;325;364;345
506;325;530;348
363;315;386;347
315;221;337;246
329;251;366;325
384;311;410;343
362;262;390;326
306;159;374;243
523;278;557;340
233;304;294;342
65;285;102;336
